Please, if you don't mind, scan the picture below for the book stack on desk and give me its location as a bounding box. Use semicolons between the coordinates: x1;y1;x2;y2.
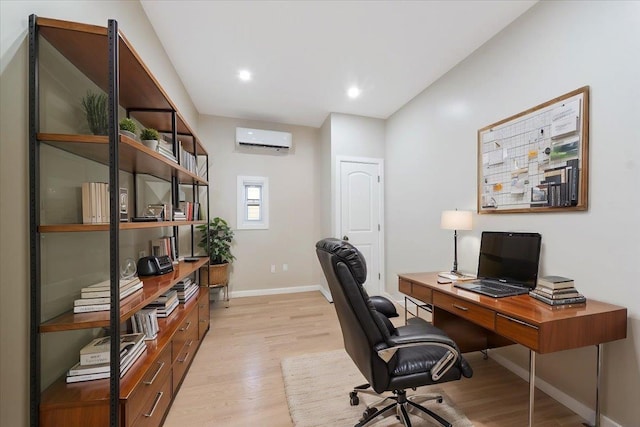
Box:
529;275;586;306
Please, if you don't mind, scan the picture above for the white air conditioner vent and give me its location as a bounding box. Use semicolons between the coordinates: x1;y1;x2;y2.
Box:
236;127;292;150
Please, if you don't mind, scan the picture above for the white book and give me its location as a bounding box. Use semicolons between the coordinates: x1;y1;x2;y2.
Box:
73;304;110;313
68;361;110;376
81;277;141;292
81;281;143;299
80;333;144;366
81;182;91;224
66;371;110;383
74;297;111;306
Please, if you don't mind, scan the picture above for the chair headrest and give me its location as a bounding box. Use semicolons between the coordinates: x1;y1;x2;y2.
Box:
316;238;367;285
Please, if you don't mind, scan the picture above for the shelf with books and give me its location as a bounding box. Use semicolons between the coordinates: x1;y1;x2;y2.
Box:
39;258;207;333
38;219;206;233
37;133;208;186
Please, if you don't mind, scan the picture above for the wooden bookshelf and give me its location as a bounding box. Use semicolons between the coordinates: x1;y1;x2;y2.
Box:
38;220;206;233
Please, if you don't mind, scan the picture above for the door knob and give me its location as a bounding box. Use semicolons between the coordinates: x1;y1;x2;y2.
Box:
342;235;349;241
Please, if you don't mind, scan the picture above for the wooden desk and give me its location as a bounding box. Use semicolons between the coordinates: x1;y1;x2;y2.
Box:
398;272;627;427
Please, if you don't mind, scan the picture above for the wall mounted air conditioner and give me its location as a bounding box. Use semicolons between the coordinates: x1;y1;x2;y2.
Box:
236;127;292;150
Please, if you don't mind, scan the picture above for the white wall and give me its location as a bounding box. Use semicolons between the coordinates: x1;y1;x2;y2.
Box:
197;115;322;295
0;2;200;425
385;1;640;425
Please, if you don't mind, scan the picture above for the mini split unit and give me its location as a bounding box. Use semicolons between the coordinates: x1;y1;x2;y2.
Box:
236;127;292;150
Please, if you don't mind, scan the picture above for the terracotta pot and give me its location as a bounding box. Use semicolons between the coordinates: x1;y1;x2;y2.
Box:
200;263;229;286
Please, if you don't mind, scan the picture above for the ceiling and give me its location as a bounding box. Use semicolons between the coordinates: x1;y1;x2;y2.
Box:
140;1;537;128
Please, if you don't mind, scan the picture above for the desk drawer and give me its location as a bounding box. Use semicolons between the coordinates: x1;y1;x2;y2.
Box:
172;337;196;393
131;375;172;427
399;278;432;304
495;313;539;351
399;278;412;295
172;309;198;362
434;293;494;330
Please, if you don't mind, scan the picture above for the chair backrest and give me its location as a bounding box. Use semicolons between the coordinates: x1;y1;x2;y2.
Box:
316;238;391;387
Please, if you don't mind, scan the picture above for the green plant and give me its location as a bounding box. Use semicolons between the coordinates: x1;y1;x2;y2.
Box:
81;91;108;135
140;128;159;141
196;217;235;265
119;118;137;133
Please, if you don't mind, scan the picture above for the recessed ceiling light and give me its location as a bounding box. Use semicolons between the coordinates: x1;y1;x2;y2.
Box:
238;70;252;82
347;86;361;99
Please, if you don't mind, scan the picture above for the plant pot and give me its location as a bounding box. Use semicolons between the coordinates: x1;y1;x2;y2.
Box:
119;130;137;141
141;139;158;150
200;263;229;286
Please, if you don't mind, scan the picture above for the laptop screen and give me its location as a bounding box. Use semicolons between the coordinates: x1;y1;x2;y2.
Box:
477;231;542;288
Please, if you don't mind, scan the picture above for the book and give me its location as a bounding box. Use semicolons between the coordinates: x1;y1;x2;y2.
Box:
80;280;143;299
68;361;110;376
531;287;580;299
537;275;574;290
66;371;110;383
67;341;146;382
74;297;111;306
528;291;586;306
80;277;141;293
80;333;144;366
73;303;110;313
437;272;476;281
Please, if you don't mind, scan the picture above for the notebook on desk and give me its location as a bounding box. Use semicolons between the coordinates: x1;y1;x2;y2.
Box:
454;231;542;298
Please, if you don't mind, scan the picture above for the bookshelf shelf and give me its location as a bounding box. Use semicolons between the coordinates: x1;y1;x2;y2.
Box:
39;259;207;333
38;133;208;185
38;220;206;233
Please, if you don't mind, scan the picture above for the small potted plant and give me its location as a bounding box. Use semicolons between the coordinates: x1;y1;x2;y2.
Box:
140;128;160;150
81;91;108;135
119;118;137;140
197;217;235;288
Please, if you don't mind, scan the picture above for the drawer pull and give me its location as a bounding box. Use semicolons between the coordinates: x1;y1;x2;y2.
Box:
453;304;469;312
497;313;538;329
179;321;192;331
144;391;164;418
186;339;194;347
178;352;190;363
143;361;165;385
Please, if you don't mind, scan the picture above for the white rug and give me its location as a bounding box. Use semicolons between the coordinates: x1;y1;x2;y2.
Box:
282;349;473;427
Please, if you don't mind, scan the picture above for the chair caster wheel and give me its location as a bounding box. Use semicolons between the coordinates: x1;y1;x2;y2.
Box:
437;397;443;403
349;391;359;406
360;407;377;422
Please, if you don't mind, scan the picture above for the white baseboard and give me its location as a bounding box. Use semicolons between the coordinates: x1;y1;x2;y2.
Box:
229;285;322;299
489;352;621;427
319;285;332;302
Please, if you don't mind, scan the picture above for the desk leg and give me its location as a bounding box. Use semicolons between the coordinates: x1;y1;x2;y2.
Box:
528;350;536;427
595;344;602;427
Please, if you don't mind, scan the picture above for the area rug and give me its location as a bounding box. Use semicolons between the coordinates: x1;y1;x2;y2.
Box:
281;349;473;427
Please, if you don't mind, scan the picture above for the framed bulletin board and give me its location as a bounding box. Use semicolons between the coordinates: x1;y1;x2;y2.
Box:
477;86;589;214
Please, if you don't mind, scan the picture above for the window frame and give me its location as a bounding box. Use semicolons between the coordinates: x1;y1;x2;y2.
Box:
237;175;269;230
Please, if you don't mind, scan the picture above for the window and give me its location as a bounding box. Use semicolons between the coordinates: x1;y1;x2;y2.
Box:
237;176;269;229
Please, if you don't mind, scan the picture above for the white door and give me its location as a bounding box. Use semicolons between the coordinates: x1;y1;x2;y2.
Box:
337;158;383;296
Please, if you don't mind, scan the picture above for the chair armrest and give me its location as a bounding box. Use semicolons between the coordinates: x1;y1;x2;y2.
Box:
369;296;399;318
386;333;457;349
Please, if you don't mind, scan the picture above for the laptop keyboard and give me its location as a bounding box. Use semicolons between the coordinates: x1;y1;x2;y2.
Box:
479;280;517;292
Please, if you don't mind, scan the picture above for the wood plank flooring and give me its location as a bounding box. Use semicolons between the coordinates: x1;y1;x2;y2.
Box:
163;291;586;426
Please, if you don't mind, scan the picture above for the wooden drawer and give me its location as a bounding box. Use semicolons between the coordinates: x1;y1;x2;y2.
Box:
399;278;412;295
124;344;172;426
495;313;539;351
198;287;210;340
434;292;495;331
131;375;172;427
172;308;198;362
172;337;196;393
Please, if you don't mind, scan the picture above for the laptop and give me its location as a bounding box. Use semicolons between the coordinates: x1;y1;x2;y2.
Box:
454;231;542;298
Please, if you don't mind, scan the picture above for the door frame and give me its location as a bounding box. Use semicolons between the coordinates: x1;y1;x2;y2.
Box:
334;155;385;295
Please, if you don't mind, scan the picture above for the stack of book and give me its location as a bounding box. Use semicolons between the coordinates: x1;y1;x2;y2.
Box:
81;182;110;224
156;140;177;162
66;333;146;383
131;308;159;340
529;275;586;306
171;278;199;304
145;289;179;318
73;277;144;313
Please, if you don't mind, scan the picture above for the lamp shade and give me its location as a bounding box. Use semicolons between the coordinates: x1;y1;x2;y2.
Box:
441;210;472;231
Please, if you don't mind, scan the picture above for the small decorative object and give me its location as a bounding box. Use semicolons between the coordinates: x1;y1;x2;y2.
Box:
120;258;137;280
119;118;137;140
197;217;235;288
140;128;160;150
81;91;108;135
119;188;129;222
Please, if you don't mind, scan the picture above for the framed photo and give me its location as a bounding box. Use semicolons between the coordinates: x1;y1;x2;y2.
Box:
119;188;129;222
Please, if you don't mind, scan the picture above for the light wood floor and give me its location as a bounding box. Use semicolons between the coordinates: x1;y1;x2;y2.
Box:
164;291;586;427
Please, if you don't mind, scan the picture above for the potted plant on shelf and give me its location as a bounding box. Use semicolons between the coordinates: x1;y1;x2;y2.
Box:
81;91;108;135
197;217;235;287
140;128;160;150
119;118;137;140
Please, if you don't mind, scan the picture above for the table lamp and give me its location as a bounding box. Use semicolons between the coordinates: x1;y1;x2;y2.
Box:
441;210;473;275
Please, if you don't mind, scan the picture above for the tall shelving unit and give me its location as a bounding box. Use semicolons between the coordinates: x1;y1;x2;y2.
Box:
29;16;211;427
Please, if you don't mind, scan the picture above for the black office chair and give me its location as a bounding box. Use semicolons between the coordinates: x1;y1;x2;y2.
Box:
316;238;473;427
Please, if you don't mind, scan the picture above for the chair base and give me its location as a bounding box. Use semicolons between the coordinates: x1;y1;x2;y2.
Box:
351;386;451;427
